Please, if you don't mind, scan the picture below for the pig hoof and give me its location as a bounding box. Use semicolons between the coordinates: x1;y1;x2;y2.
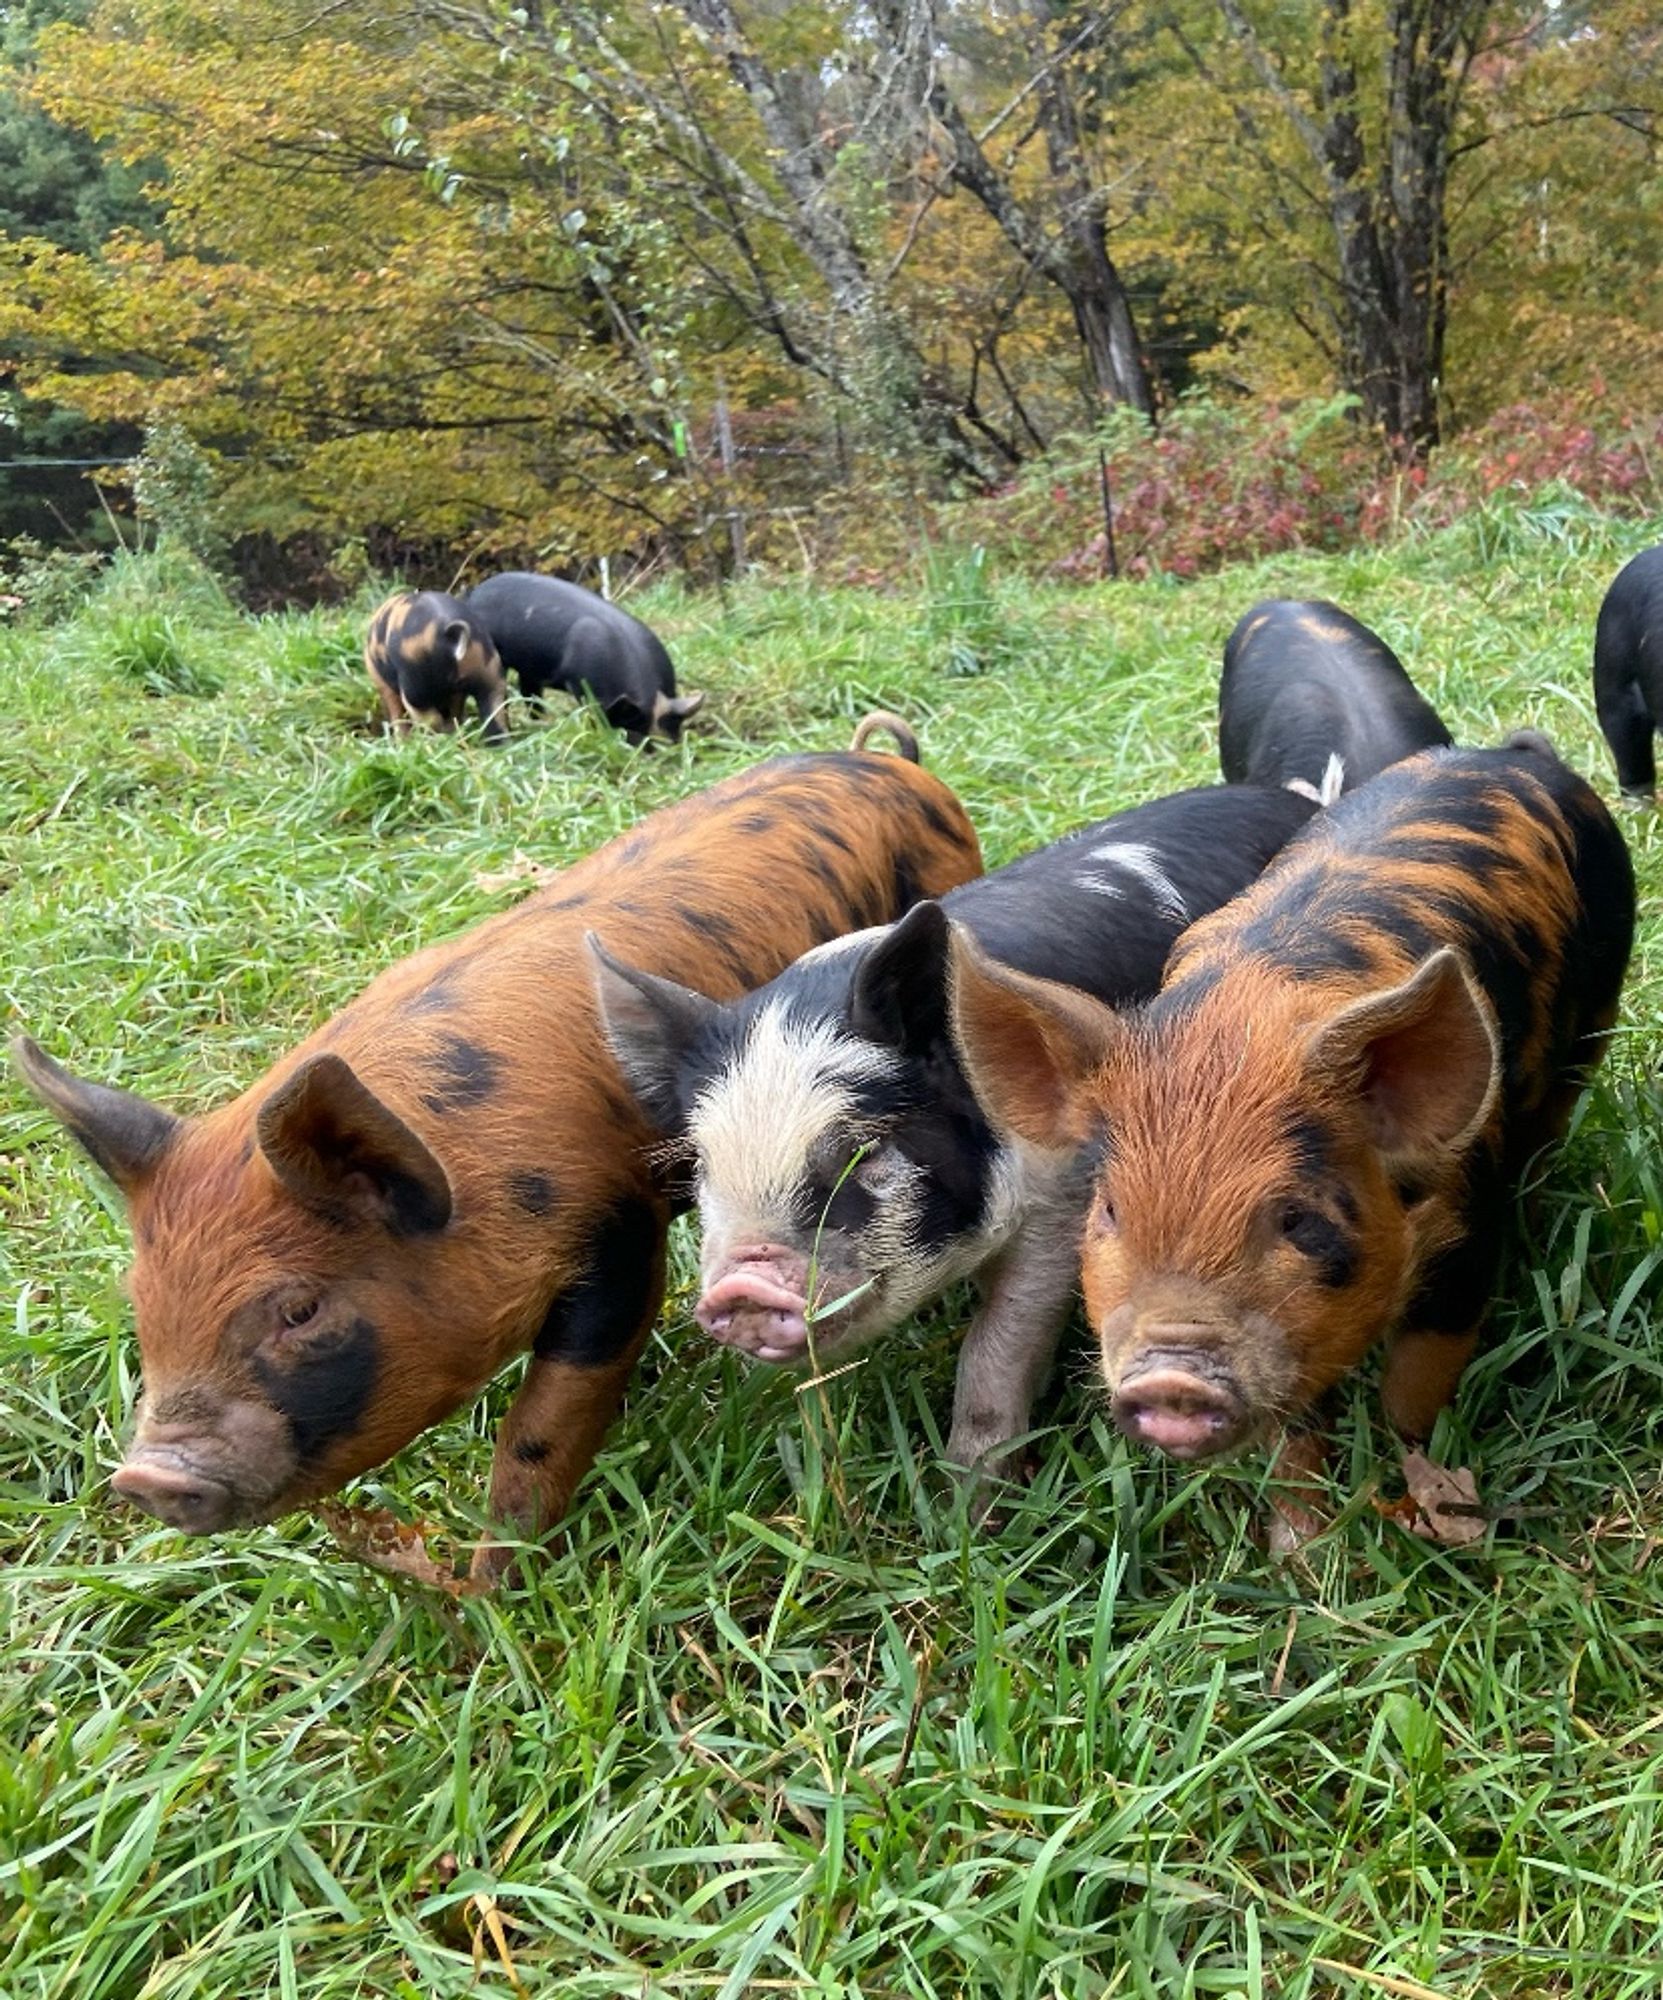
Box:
1264;1494;1329;1559
465;1538;522;1592
948;1443;1030;1527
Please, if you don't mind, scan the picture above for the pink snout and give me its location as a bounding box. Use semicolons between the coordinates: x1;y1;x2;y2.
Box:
696;1244;811;1362
1112;1354;1249;1461
111;1450;237;1533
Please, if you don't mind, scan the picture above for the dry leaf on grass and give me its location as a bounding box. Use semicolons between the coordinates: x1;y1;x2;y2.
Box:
316;1499;480;1594
472;852;559;896
1387;1452;1489;1547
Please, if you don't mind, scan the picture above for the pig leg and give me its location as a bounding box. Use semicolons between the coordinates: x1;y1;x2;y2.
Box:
945;1209;1080;1511
467;670;512;744
462;641;512;744
1382;1199;1501;1439
373;670;409;736
1594;669;1656;799
472;1197;667;1587
1381;1325;1482;1439
473;1348;652;1587
1272;1245;1490;1558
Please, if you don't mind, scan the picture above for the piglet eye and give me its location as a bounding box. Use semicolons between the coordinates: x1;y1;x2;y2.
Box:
279;1295;321;1330
1099;1189;1117;1227
1280;1203;1333;1257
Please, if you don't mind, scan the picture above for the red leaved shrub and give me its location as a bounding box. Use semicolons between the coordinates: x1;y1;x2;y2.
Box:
949;395;1663;586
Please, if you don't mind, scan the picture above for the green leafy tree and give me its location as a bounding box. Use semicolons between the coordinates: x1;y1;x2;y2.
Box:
0;0;154;542
1136;0;1662;454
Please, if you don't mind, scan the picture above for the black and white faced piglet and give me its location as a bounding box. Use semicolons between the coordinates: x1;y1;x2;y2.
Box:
590;782;1317;1493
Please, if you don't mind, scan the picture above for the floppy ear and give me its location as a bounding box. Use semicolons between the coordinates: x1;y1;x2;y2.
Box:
848;901;950;1055
443;619;470;663
1304;948;1500;1167
586;932;725;1134
256;1053;452;1234
12;1035;180;1195
947;925;1123;1150
649;689;705;741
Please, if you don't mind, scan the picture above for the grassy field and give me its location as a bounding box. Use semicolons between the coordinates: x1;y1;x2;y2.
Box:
3;498;1662;2000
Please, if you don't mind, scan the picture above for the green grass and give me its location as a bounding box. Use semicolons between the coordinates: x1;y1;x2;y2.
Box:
3;503;1663;1998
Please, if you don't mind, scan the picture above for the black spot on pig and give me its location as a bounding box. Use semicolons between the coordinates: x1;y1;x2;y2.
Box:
917;795;961;842
533;1199;660;1365
509;1171;557;1216
684;907;741;945
419;1035;503;1115
1282;1205;1359;1290
404;961;470;1017
253;1315;380;1461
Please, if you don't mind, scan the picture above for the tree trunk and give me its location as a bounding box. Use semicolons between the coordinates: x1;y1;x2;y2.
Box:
1217;0;1490;459
1315;0;1404;440
875;0;1157;421
1032;3;1157;417
1315;0;1489;454
673;0;995;482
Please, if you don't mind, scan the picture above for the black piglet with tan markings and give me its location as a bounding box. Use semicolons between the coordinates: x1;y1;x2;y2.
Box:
466;571;704;744
591;782;1316;1495
1219;598;1452;801
365;589;511;742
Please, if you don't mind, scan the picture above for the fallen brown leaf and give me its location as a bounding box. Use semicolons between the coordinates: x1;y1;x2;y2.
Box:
472;852;559;896
316;1499;482;1594
1397;1451;1488;1547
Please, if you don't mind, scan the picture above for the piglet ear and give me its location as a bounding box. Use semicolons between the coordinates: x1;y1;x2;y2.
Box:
661;690;705;720
586;932;724;1134
1304;948;1500;1166
257;1053;452;1234
443;619;470;662
12;1035;180;1195
849;901;951;1054
947;924;1122;1150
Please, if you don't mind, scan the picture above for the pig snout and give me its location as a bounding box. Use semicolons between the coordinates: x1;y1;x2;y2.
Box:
112;1447;238;1533
696;1245;812;1362
1112;1344;1251;1460
113;1400;296;1531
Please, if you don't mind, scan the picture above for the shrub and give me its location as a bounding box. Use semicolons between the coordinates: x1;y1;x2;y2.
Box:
0;535;107;625
130;419;229;568
952;395;1383;584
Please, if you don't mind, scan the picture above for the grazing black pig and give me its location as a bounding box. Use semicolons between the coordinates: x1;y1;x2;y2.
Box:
466;571;703;744
590;783;1316;1491
365;590;511;742
1220;598;1451;801
1593;543;1663;800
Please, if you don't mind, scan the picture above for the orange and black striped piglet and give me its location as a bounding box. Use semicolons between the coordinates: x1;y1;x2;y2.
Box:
950;738;1634;1544
365;588;512;742
15;717;980;1583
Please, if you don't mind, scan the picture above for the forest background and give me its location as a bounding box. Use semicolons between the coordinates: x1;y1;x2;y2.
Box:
0;0;1660;598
